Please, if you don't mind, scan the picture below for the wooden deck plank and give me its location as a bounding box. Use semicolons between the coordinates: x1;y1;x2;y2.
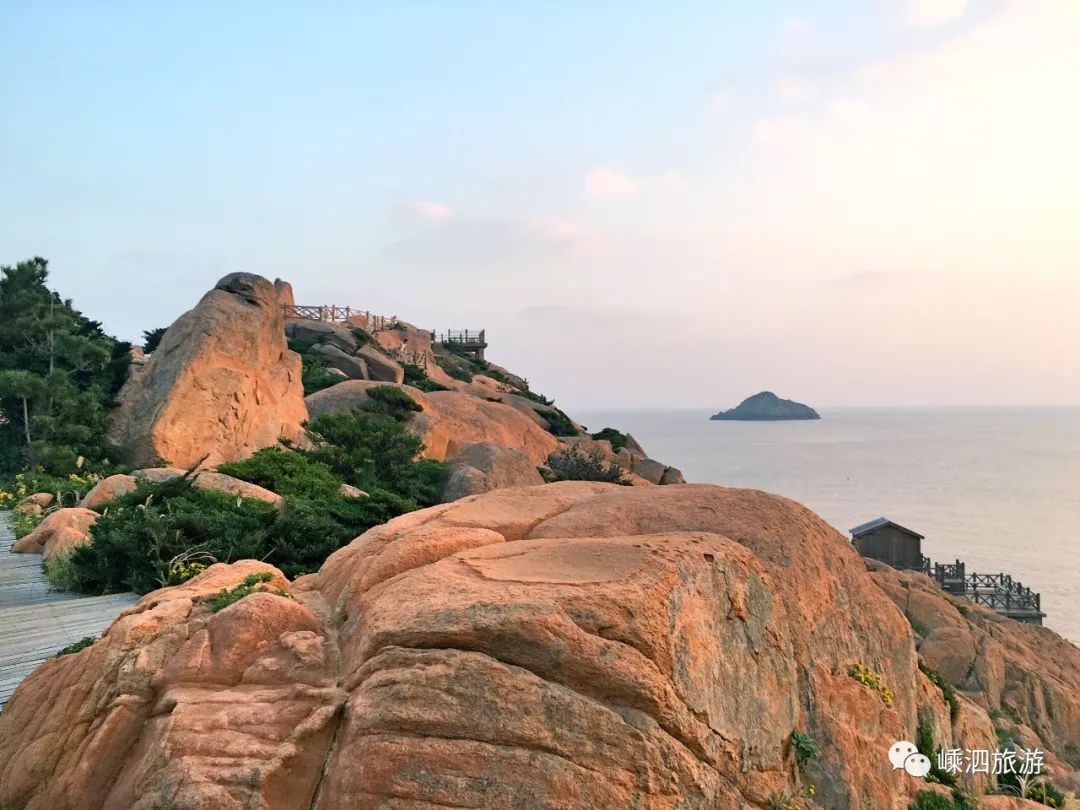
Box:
0;511;137;710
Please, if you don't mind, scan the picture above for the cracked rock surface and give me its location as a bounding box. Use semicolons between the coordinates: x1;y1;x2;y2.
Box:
4;482;1054;809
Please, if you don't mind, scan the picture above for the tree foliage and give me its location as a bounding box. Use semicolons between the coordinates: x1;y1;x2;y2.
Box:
0;257;129;476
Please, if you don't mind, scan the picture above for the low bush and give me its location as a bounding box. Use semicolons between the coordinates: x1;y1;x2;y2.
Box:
288;340;345;395
919;661;960;721
365;385;422;420
909;790;978;810
402;362;449;392
59;405;450;592
208;571;292;612
541;407;580;437
55;636;96;657
916;713;958;788
590;427;630;451
218;449;342;500
791;731;820;770
545;445;628;484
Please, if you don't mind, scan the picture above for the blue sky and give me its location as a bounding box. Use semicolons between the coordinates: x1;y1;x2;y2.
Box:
2;1;1078;408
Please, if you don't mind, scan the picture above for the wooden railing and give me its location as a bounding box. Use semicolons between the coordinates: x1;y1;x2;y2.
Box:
284;305;398;332
922;556;1042;616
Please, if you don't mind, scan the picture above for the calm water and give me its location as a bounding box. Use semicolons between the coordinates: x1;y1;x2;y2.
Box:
575;408;1080;644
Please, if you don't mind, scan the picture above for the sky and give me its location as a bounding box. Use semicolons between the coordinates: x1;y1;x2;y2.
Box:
2;0;1078;409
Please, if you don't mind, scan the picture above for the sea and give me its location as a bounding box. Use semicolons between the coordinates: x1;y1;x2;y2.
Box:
574;408;1080;644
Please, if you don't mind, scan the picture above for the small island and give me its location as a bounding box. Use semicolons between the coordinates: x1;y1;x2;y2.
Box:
710;391;820;421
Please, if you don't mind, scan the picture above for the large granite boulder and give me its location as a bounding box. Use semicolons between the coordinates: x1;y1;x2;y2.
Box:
285;319;358;354
305;381;560;464
356;344;404;384
313;343;368;380
440;442;544;501
0;483;958;809
108;273;308;468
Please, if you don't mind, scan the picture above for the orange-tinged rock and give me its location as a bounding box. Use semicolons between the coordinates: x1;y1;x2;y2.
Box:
78;473;138;510
6;484;1079;809
10;506;98;560
108;273;308;469
305;381;560;464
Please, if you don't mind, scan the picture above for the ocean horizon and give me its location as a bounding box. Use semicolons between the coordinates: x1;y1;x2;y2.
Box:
575;406;1080;644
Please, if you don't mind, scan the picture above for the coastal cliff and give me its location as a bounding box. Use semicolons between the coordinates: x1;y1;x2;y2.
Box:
711;391;821;421
1;274;1077;810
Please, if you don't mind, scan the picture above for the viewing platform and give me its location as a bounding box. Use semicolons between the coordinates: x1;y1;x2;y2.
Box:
851;517;1045;625
282;304;398;332
433;329;487;361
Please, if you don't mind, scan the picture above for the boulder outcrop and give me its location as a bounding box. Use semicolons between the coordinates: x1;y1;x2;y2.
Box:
1;483;979;809
11;507;99;560
78;473;138;510
440;442;544;501
871;564;1080;778
305;381;560;464
108;273;308;468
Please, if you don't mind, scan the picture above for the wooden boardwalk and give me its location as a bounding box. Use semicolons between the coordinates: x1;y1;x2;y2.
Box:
0;512;137;709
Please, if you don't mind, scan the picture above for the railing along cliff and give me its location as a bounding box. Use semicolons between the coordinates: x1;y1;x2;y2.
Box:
920;556;1043;621
283;304;398;332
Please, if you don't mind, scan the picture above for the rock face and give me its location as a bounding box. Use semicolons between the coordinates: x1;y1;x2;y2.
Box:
0;483;968;810
305;381;560;465
440;442;544;501
11;507;99;560
871;564;1080;780
710;391;821;421
108;273;308;468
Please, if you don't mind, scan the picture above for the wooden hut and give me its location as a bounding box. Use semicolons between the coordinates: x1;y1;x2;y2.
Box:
850;517;924;570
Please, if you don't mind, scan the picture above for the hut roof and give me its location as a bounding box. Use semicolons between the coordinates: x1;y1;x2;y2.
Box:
850;517;924;540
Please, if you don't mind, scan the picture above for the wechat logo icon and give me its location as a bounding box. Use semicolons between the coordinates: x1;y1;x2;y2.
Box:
889;741;932;778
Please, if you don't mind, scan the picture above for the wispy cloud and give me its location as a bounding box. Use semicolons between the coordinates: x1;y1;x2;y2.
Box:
585;166;640;198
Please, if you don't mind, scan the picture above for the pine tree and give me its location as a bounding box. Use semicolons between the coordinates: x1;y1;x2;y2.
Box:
0;257;128;475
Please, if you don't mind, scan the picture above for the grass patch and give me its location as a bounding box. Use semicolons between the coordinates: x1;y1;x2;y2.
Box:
208;572;291;612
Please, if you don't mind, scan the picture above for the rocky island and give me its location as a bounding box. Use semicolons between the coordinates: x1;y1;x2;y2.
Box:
710;390;821;421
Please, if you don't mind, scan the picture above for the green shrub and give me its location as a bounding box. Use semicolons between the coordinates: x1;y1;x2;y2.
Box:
288;343;345;396
306;409;446;504
43;548;83;592
909;790;978;810
792;731;820;770
218;448;342;500
919;661;961;721
434;350;474;383
546;445;627;484
916;712;958;787
590;427;630;451
402;362;449;392
55;636;96;657
365;385;422;420
208;572;291;612
69;480;278;594
541;407;580;437
12;509;44;538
